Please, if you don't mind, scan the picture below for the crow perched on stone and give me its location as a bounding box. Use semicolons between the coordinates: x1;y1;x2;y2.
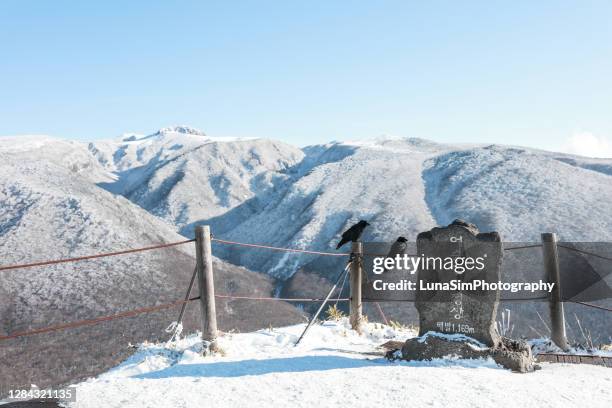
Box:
387;236;408;257
382;236;408;274
336;220;370;249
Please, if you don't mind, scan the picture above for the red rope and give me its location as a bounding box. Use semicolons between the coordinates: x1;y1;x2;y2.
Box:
570;301;612;312
215;294;350;302
0;297;199;341
212;237;349;257
503;244;542;251
0;239;195;272
557;244;612;263
0;293;354;341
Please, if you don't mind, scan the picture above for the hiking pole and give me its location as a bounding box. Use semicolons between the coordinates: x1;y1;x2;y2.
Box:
294;261;352;346
166;266;198;343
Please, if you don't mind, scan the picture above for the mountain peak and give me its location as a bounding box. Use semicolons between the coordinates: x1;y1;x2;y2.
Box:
155;126;206;137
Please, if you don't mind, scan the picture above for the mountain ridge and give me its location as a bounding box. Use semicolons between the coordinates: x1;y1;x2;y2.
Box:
4;128;612;281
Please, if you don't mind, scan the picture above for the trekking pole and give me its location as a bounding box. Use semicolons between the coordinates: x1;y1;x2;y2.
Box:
166;266;198;343
294;261;352;346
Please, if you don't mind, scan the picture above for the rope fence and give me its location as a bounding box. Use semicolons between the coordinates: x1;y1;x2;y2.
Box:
3;296;608;342
7;238;610;275
0;293;351;341
0;239;195;272
0;296;201;341
1;234;610;343
3;238;611;276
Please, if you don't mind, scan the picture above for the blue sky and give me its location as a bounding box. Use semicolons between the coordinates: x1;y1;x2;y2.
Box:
1;1;611;155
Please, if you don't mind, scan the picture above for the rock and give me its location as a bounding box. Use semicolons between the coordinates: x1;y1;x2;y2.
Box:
401;332;488;361
398;332;538;373
491;337;538;373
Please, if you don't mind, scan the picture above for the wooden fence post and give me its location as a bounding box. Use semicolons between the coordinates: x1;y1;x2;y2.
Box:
195;225;218;353
350;241;363;333
541;232;569;350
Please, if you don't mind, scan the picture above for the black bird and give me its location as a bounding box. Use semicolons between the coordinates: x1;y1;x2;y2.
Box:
382;236;408;274
336;220;370;249
387;236;408;257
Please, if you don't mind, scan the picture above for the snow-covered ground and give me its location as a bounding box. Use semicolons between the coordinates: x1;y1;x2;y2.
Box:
69;319;612;408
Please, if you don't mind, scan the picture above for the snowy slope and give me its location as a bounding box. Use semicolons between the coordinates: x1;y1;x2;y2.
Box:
211;139;612;281
0;136;115;184
0;135;195;326
88;126;304;235
0;135;305;390
423;145;612;241
68;319;612;408
77;131;612;282
0;136;307;322
215;138;453;279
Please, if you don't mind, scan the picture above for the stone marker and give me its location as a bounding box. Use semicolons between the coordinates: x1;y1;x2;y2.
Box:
414;219;502;347
398;220;537;372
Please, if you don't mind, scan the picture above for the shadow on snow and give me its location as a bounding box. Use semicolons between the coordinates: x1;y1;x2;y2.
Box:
134;355;384;379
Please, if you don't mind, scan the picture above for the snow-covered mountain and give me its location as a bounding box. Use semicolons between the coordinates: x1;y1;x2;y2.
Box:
424;145;612;240
83;129;612;345
0;135;304;389
2;127;611;397
88;126;304;235
213;138;449;277
82;128;612;282
0;134;302;327
2;127;612;391
6;128;612;294
220;140;612;279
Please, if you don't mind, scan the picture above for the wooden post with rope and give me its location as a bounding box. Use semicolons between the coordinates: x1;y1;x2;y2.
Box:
195;225;218;354
350;241;363;332
541;232;569;351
